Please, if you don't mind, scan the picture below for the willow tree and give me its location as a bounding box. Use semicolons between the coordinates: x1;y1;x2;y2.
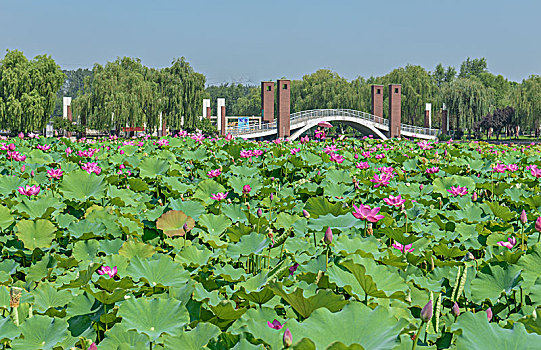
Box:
0;50;64;132
509;75;541;134
161;57;206;131
442;78;493;132
73;57;160;131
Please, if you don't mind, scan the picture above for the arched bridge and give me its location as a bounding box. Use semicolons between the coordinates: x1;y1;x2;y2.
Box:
225;109;439;140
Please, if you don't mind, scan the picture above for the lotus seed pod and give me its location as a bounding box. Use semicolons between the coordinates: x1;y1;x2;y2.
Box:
420;300;433;322
520;210;527;224
324;227;333;245
452;302;460;317
486;307;493;322
257;208;263;217
302;209;310;218
283;328;293;348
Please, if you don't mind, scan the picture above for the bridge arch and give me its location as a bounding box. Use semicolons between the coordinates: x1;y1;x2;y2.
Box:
289;115;388;141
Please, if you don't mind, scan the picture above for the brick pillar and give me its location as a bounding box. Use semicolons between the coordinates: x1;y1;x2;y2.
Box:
277;79;291;139
67;105;73;138
424;110;430;128
206;106;211;119
371;85;384;123
388;84;401;138
220;106;226;136
261;82;275;123
442;109;448;135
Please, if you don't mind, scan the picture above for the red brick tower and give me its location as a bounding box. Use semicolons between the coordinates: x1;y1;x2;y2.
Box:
220;105;226;136
371;85;384;123
388;84;401;138
261;82;275;123
277;79;291;139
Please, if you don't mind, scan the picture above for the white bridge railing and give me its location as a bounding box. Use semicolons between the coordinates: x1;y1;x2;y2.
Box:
225;109;439;138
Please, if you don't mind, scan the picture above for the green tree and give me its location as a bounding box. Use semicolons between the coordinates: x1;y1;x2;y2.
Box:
459;57;488;78
0;49;64;132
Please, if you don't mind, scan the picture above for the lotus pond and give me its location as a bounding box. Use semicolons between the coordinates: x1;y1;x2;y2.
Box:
1;134;541;349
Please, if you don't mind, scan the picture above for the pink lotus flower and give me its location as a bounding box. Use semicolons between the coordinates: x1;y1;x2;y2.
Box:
492;163;507;173
253;149;264;157
65;147;72;155
417;141;433;150
225;133;233;141
240;150;253;158
36;144;51;151
47;168;63;179
88;343;97;350
377;166;394;174
375;153;385;159
17;185;41;197
207;169;222;178
531;166;541;178
447;185;468;197
191;134;205;143
210;192;228;201
361;151;371;158
7;151;26;162
392;242;414;252
97;265;117;278
370;173;393;188
18;132;24;139
300;135;309;144
426;167;439;174
329;153;344;163
290;148;300;155
323;145;339;154
242;185;252;195
268;319;284;330
289;263;299;276
383;194;406;207
157;139;169;147
507;164;518;172
81;162;102;175
497;236;516;249
356;162;369;170
352;204;385;222
28;132;39;139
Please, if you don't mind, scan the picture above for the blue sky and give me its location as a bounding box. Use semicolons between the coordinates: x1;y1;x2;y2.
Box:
0;0;539;84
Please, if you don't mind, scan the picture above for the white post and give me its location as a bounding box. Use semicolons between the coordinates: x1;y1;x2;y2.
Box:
203;99;210;119
426;103;432;129
158;112;163;136
63;97;72;119
217;98;225;132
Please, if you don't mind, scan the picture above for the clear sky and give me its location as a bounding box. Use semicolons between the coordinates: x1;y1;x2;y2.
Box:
0;0;539;84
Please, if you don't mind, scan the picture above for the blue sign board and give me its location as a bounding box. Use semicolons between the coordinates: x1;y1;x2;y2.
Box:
238;117;249;130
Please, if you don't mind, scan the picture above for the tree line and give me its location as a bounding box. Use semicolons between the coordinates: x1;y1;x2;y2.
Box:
1;49;540;137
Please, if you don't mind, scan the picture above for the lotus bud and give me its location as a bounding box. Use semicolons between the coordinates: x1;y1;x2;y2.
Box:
472;192;478;201
486;307;493;322
324;227;333;245
242;184;252;194
419;184;424;190
20;165;25;172
183;223;189;232
270;193;274;200
8;143;15;151
302;209;310;218
452;302;460;317
283;328;292;348
18;132;24;139
420;300;433;322
536;217;541;232
88;343;98;350
257;208;263;217
520;210;527;224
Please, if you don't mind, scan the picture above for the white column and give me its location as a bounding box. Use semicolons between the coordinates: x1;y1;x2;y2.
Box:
203;99;210;119
425;103;432;129
217;98;225;131
63;97;72;119
158;112;163;136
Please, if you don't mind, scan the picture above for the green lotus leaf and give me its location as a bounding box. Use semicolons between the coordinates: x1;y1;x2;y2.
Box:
11;315;68;350
0;317;20;341
13;194;65;219
303;196;348;218
274;212;299;230
286;303;407;350
452;311;541;349
68;220;106;239
228;176;263;196
118;297;189;342
163;176;193;194
168;200;206;220
156;210;195;237
26;149;54;164
0;205;14;230
118;240;155;259
470;264;522;303
486;202;515;221
139;158;170;178
163;321;220;350
210;300;247;320
518;243;541;284
222;204;248;224
269;283;347;318
0;175;24;197
127;255;190;288
99;323;150;350
199;213;232;235
82;284;127;305
307;213;360;231
59;170;106;201
230;307;284;349
174;244;213;267
65;292;97;317
226;232;270;259
15;219;56;250
128;177;150;192
193;179;226;203
72;239;99;262
32;282;73;313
